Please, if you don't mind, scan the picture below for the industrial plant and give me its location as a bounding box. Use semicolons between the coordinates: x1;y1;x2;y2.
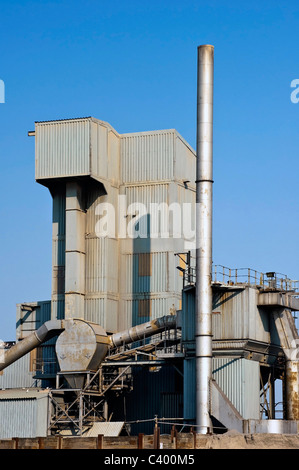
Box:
0;45;298;445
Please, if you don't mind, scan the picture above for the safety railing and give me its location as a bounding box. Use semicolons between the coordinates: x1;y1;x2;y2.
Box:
180;263;299;293
212;265;299;292
33;359;59;376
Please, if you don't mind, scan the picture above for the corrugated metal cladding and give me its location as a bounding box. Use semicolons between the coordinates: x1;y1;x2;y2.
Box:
125;184;169;206
84;297;118;332
0;353;35;389
181;287;195;346
212;357;260;420
85;421;124;437
85;183;108;235
52;188;66;237
124;252;168;293
0;391;49;438
90;120;120;184
123;296;179;328
51;299;65;320
120;365;183;435
15;301;59;384
85;237;118;294
35;119;91;179
35;118;195;184
121;131;175;183
52;190;66;269
183;358;196;422
34;118;196;334
174;135;196;184
212;286;270;344
16;301;51;340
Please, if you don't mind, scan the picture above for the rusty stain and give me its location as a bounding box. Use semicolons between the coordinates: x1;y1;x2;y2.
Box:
286;367;299;419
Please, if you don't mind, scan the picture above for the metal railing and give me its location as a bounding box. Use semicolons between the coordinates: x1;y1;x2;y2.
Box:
180;263;299;293
212;265;299;292
33;359;59;376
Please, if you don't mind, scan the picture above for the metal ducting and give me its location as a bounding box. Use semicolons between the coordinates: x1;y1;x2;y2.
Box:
0;315;177;389
55;319;109;389
0;320;65;372
109;315;177;348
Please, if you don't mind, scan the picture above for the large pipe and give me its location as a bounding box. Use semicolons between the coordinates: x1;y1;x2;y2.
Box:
0;315;177;374
195;44;214;433
109;315;177;348
0;320;64;372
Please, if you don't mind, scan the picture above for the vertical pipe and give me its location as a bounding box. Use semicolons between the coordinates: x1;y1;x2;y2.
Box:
196;44;214;434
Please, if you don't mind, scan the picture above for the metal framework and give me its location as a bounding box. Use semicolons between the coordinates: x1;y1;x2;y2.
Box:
49;366;133;435
47;328;183;436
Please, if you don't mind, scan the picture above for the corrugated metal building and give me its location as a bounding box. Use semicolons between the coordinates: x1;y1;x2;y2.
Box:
3;116;296;436
21;117;196;337
0;389;50;438
6;118;196;434
0;353;35;389
181;284;284;424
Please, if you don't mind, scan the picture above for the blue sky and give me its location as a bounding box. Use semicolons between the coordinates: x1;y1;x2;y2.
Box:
0;0;298;340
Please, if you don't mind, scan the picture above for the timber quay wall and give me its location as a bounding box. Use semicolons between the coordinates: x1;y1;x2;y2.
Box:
0;433;299;449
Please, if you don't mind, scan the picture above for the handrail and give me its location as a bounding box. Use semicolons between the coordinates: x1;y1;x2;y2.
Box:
180;263;299;292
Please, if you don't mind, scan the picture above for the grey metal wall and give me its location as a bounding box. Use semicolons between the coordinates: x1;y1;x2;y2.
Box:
0;391;49;438
182;287;196;422
15;300;58;383
212;286;270;344
51;188;66;321
16;300;51;340
181;286;262;421
212;357;260;419
34;118;196;333
84;183;119;332
0;353;34;389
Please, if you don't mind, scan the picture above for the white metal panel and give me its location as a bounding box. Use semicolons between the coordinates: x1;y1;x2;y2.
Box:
174;135;196;183
85;237;118;294
84;297;106;325
125;183;169;206
90;120;108;180
85;421;124;437
35;118;91;179
121;131;175;183
107;130;120;184
84;297;118;332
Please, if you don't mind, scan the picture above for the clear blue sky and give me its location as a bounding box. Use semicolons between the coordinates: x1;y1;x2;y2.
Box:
0;0;298;340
